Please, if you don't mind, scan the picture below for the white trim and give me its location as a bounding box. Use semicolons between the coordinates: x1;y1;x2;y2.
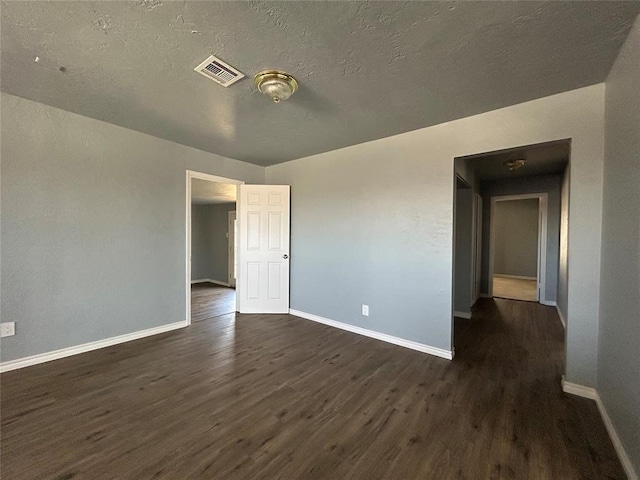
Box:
596;396;639;480
453;311;472;319
556;305;567;329
562;379;638;480
0;321;187;373
191;278;231;287
228;210;237;288
489;193;548;303
186;170;243;326
473;193;483;304
540;299;557;307
479;293;492;298
561;377;598;399
289;309;454;360
493;274;537;280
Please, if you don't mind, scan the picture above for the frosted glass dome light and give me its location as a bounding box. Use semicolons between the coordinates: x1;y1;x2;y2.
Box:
254;70;298;103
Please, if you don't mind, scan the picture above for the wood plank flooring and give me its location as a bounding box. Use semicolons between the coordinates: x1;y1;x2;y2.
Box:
190;282;236;322
493;275;538;302
0;297;625;479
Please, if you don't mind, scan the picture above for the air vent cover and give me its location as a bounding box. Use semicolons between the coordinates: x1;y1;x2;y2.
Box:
194;55;244;87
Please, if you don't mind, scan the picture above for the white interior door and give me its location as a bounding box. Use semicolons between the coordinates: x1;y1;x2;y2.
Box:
237;185;290;313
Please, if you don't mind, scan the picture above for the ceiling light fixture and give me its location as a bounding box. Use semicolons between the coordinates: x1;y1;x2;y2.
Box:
504;159;526;171
254;70;298;103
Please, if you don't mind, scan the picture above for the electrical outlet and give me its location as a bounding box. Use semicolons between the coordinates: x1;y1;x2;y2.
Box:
362;305;369;316
1;322;16;338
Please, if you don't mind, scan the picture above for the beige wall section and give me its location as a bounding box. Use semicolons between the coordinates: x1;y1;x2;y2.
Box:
0;93;264;362
493;199;539;278
267;84;605;385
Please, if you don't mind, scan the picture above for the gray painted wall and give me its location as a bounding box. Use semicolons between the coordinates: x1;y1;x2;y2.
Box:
599;17;640;475
191;203;235;283
267;85;605;368
2;85;607;390
0;93;263;362
480;175;561;303
454;187;473;314
493;199;539;278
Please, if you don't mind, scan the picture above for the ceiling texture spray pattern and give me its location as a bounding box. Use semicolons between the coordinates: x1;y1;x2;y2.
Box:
1;1;639;166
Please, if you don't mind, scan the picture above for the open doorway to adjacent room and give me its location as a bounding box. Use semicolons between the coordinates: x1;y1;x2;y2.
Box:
187;171;243;324
489;194;546;302
452;139;570;351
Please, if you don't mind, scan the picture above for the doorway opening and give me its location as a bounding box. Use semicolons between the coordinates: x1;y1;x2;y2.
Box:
489;194;547;302
186;172;292;320
452;139;570;353
186;171;243;325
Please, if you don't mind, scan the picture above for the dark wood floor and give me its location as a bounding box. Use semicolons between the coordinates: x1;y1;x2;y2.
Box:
1;297;624;479
191;282;236;322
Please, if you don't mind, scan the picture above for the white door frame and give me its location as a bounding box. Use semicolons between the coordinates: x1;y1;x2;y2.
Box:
228;210;237;288
488;193;548;302
185;170;244;325
473;193;483;304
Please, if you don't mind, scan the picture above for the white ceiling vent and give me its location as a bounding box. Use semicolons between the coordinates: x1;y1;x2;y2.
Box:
194;55;244;87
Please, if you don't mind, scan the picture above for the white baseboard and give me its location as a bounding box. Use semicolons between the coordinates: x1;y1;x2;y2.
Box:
540;300;557;307
562;378;638;480
562;377;598;399
289;309;454;360
479;293;492;298
556;306;567;329
0;321;187;373
596;395;638;480
453;311;472;319
494;274;537;280
191;278;231;287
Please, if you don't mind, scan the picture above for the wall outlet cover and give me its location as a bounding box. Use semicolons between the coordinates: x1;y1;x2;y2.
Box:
1;322;16;337
362;305;369;316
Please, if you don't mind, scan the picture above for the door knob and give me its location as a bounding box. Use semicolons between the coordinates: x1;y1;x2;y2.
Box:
283;254;289;259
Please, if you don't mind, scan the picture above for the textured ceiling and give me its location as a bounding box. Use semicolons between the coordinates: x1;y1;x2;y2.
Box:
460;140;570;183
2;2;639;166
191;179;236;205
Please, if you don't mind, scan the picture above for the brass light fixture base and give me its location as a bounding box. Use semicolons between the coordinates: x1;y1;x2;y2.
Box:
254;70;298;103
504;159;526;171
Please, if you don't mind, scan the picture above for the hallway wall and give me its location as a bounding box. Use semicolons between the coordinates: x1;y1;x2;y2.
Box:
454;187;474;314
